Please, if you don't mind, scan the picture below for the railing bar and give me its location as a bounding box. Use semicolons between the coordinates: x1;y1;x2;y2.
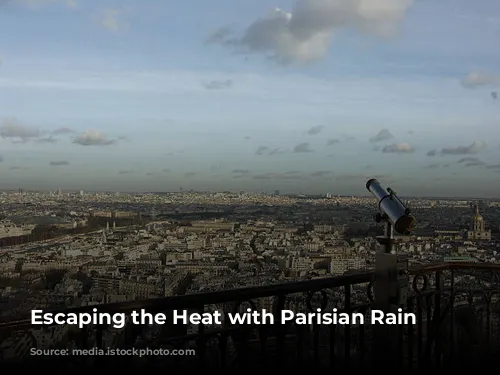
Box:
425;294;432;368
329;321;336;370
218;333;228;370
197;305;206;369
94;324;106;369
296;323;304;369
407;297;415;373
416;296;423;373
343;284;351;368
433;271;442;370
313;322;320;363
449;271;455;365
75;325;89;368
275;294;286;367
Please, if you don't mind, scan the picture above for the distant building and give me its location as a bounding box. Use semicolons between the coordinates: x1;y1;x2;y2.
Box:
467;205;491;241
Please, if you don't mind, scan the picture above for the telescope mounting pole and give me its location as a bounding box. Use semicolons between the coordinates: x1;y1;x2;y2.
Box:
375;213;394;253
372;212;409;371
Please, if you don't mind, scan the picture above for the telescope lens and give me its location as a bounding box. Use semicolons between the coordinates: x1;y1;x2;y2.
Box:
395;215;416;235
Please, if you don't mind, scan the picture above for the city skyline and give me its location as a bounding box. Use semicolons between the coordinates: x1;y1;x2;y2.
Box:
0;0;500;196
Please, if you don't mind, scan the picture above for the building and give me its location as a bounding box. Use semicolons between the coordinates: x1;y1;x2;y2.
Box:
467;205;491;241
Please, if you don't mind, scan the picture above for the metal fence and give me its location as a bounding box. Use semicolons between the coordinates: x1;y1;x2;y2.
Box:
0;262;499;371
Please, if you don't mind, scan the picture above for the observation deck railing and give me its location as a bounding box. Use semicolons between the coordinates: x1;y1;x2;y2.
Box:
1;262;499;371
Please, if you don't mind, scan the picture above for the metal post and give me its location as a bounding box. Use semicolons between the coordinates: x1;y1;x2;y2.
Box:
372;218;409;370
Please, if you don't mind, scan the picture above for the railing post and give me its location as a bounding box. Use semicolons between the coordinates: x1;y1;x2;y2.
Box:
372;252;409;371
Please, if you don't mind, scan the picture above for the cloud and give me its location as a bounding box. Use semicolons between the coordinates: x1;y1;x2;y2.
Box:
0;155;3;163
209;0;413;64
205;26;233;45
254;146;285;156
232;169;251;179
0;118;40;140
461;72;500;89
370;129;394;143
255;146;269;155
457;157;481;163
268;148;284;155
202;79;233;90
440;141;486;155
306;125;323;135
335;173;389;181
310;170;332;177
184;172;199;178
232;169;250;174
118;170;132;175
463;161;485;167
52;127;75;135
382;142;414;153
253;172;304;180
293;142;313;153
209;163;224;172
49;160;70;166
423;163;440;169
36;137;57;144
73;130;115;146
326;138;339;146
96;8;126;32
486;164;500;170
426;149;437;157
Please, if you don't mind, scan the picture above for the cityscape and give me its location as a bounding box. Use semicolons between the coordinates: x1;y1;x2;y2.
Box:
0;187;499;370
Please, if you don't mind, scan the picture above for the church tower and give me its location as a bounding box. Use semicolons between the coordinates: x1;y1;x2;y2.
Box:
467;205;491;241
472;205;485;233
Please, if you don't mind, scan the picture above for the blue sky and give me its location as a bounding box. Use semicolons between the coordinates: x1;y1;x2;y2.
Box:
0;0;499;197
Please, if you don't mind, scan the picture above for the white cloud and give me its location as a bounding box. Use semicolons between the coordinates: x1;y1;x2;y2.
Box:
440;141;487;155
96;8;127;32
0;118;40;140
461;72;500;88
73;130;115;146
210;0;413;64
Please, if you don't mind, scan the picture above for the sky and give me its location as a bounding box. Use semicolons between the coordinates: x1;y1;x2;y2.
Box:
0;0;499;197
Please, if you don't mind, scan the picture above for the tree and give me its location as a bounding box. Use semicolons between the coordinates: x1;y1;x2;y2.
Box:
44;269;66;290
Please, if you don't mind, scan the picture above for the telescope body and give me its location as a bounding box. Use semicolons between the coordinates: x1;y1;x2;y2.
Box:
366;178;416;235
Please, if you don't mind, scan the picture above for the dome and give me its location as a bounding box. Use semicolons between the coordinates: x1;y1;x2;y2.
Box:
473;206;483;221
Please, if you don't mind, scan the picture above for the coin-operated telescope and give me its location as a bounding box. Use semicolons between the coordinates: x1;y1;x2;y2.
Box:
366;179;415;369
366;178;416;252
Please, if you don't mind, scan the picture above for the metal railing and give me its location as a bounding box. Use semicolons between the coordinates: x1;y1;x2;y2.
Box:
1;262;499;371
